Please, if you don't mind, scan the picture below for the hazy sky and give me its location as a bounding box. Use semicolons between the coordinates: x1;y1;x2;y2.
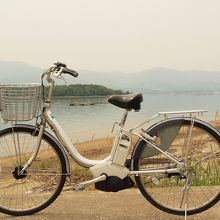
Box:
1;0;220;72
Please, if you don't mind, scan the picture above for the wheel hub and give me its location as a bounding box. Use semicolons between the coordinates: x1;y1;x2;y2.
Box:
12;166;27;180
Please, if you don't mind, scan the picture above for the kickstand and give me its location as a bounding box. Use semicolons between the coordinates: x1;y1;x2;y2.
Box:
184;190;189;220
185;203;187;220
180;174;190;220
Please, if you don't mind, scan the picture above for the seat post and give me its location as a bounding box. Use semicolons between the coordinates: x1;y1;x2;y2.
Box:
120;109;129;127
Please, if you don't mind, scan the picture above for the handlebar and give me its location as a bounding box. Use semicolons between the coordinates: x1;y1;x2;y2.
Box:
41;62;79;101
54;62;78;78
62;67;78;78
42;62;78;82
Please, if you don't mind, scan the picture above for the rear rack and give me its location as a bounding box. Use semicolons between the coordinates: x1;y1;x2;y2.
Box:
131;110;208;131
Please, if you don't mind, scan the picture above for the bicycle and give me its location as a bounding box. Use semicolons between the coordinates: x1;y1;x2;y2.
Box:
0;62;219;217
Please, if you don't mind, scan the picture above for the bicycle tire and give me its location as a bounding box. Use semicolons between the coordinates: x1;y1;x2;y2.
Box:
0;125;67;216
132;117;220;216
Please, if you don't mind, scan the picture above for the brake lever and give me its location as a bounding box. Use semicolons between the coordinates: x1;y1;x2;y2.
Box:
54;67;64;78
53;67;67;84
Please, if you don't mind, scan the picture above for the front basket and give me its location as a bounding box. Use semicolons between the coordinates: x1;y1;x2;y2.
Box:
0;84;41;122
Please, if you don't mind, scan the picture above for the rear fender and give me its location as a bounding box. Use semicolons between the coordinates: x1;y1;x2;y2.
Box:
130;117;220;170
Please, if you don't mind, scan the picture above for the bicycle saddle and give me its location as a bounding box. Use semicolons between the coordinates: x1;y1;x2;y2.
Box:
108;93;143;111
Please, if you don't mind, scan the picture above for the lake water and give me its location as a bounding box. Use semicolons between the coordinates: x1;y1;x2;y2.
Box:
1;93;220;142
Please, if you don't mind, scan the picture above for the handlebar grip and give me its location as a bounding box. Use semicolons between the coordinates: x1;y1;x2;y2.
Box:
62;67;79;78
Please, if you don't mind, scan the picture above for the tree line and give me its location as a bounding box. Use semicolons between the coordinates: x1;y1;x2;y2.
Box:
45;84;129;96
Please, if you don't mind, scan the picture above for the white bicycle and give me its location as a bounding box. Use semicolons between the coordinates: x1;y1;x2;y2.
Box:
0;62;219;216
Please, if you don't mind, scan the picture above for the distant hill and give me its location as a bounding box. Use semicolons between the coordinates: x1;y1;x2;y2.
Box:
1;60;220;93
0;60;42;83
79;68;220;92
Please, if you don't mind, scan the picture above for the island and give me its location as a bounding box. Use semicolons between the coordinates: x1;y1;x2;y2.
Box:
45;84;129;97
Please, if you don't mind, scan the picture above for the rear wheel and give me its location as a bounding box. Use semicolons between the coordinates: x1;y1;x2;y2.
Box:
0;125;67;216
133;118;220;216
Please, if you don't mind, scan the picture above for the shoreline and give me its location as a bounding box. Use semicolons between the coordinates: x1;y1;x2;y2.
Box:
52;95;110;99
75;118;220;156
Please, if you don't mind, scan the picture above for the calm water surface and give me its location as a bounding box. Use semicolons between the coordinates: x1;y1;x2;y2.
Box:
1;94;220;142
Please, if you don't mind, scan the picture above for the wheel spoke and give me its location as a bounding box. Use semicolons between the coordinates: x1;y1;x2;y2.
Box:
0;128;66;215
134;119;220;215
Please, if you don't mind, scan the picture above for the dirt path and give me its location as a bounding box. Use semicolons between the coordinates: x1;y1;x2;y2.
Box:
0;189;219;220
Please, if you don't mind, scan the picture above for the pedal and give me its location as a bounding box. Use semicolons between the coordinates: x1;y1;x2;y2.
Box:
73;184;85;191
73;174;107;191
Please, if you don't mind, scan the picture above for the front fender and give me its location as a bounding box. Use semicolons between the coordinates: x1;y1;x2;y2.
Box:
14;124;71;175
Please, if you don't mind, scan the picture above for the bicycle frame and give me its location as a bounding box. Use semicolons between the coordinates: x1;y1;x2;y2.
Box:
21;71;208;179
45;106;111;167
43;106;207;177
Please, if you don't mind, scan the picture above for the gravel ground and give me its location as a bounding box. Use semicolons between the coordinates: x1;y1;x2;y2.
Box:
0;189;219;220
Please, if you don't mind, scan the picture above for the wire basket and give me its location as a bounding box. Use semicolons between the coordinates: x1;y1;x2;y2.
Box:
0;84;41;122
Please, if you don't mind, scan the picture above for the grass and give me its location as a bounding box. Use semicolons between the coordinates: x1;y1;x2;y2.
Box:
69;163;92;183
140;158;220;189
190;160;220;186
2;123;220;191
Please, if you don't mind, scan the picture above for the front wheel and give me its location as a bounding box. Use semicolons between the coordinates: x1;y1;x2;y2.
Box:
132;118;220;216
0;125;67;216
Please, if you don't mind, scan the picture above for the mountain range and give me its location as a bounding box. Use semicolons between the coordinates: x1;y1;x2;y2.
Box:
1;60;220;93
